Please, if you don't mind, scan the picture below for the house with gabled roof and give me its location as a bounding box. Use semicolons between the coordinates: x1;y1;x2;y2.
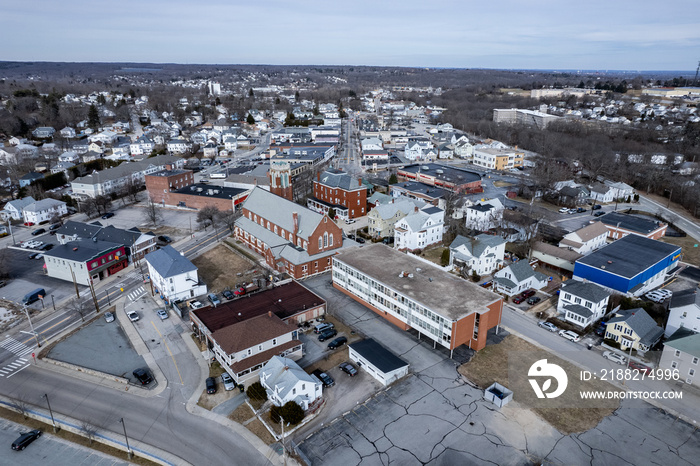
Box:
449;234;506;276
394;206;444;252
557;280;611;328
493;260;548;296
259;356;322;410
665;289;700;338
145;245;207;304
234;187;356;279
367;199;425;238
210;313;304;386
659;331;700;386
465;198;504;231
1;196;35;221
605;307;663;353
559;221;608;255
22;198;67;224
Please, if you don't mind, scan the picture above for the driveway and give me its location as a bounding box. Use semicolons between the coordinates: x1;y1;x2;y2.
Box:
295;274;700;465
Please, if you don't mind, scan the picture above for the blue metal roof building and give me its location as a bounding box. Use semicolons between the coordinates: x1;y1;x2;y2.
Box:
573;234;681;296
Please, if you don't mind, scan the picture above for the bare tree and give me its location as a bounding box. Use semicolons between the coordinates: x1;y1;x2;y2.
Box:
66;298;93;322
80;420;99;445
94;195;112;215
79;198;98;218
8;397;31;419
197;205;221;231
220;209;241;233
143;197;163;228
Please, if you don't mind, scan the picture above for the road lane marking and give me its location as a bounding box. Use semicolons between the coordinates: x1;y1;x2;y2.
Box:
151;321;184;385
6;364;30;378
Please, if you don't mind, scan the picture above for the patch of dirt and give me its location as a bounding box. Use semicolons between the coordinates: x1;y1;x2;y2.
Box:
191;244;259;292
458;334;619;435
493;181;514;188
228;403;255;424
304;346;351;374
661;235;700;267
246;418;277;445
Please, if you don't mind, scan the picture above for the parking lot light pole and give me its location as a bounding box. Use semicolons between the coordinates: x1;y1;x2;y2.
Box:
50;294;56;310
119;418;133;459
22;304;41;348
43;394;58;433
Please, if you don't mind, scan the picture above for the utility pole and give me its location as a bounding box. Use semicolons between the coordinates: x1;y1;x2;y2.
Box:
119;418;133;459
88;278;100;313
69;265;80;298
22;304;41;348
43;394;58;433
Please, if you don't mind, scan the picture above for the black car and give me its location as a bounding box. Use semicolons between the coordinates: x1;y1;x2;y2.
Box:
527;296;541;305
40;243;54;251
157;235;172;244
222;289;234;300
102;212;115;219
28;252;40;260
11;430;41;451
31;228;46;236
312;369;335;387
133;368;153;385
339;362;358;376
591;204;602;210
206;377;217;394
355;237;366;244
328;336;348;349
318;328;338;342
593;211;605;217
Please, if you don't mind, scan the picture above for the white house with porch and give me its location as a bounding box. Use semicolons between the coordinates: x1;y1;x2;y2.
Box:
493;260;548;296
557;280;610;328
259;356;322;410
145;245;207;304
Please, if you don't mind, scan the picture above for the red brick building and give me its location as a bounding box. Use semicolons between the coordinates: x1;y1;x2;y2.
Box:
397;163;482;194
307;169;368;220
234;187;355;279
146;169;249;211
268;161;293;201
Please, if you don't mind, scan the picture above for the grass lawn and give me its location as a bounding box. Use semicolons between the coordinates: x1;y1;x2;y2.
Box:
228;404;255;424
660;235;700;266
458;335;619;435
419;246;449;266
246;418;276;445
191;243;259;293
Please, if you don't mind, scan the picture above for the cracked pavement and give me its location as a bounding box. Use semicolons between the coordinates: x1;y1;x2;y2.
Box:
297;275;700;465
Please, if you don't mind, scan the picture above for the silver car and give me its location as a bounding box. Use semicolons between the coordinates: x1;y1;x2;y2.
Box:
221;372;236;391
104;311;115;323
157;309;169;320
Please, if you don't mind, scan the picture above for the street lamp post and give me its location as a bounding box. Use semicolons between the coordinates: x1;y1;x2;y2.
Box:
50;294;56;311
21;304;41;348
119;418;133;459
43;394;58;433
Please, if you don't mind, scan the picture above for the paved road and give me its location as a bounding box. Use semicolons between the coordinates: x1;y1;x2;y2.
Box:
1;365;272;466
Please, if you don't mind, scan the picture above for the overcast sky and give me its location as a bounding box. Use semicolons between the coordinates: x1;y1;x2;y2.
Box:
1;0;698;70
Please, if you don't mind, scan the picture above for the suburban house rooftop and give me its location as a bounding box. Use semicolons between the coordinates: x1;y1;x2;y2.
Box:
334;243;501;320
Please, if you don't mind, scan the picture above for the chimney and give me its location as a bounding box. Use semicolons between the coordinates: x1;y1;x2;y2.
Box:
268;310;272;318
414;206;419;213
317;172;321;181
358;177;362;186
293;212;299;234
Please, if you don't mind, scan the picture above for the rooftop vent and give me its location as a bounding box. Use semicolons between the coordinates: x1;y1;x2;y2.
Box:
408;273;414;278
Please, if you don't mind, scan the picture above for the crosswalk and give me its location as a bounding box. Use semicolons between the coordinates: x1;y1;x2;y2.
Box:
127;286;146;301
0;337;34;378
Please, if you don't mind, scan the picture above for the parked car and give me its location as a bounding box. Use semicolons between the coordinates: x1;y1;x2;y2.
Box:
49;222;62;231
314;323;335;334
101;212;115;219
567;208;577;214
318;328;338;342
538;321;558;332
104;311;115;323
133;368;153;385
593;211;605;217
11;430;41;451
157;235;172;244
207;293;221;306
189;300;204;309
28;252;40;260
521;289;536;298
222;289;234;300
31;228;46;236
312;370;335;387
157;309;169;320
328;336;348;349
576;207;587;213
339;362;358;376
527;296;541;305
629;361;652;374
233;287;246;296
34;253;43;260
594;324;607;337
591;204;602;210
221;372;236;391
206;377;217;394
127;310;139;322
355;237;366;244
345;218;356;224
558;207;569;213
558;330;581;342
39;243;54;251
645;291;665;303
0;280;6;288
603;351;626;365
512;295;525;304
655;289;673;300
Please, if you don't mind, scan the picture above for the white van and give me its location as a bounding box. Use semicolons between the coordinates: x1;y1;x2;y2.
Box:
209;172;226;179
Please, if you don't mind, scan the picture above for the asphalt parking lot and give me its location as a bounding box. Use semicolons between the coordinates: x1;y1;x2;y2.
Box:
0;418;129;466
296;273;700;466
47;315;147;384
72;203;197;239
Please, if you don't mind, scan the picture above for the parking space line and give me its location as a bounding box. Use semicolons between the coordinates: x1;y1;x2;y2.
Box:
151;321;184;385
